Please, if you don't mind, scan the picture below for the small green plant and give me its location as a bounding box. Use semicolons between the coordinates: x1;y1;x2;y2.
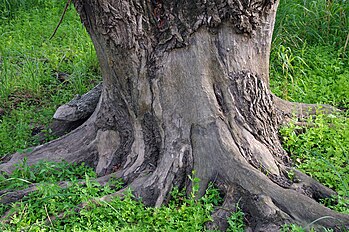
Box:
287;169;295;182
227;203;245;232
280;113;349;213
281;224;313;232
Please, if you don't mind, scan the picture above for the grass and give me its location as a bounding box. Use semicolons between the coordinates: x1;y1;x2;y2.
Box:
0;0;348;231
270;0;349;218
270;44;349;109
0;1;101;155
273;0;348;51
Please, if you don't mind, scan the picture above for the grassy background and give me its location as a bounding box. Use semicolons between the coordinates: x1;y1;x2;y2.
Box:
0;1;100;155
270;0;349;219
0;0;348;231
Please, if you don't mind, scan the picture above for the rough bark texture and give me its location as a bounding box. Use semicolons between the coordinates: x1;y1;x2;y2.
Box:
1;0;348;231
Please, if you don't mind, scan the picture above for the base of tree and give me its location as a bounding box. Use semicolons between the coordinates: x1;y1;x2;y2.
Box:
1;84;348;231
1;1;348;229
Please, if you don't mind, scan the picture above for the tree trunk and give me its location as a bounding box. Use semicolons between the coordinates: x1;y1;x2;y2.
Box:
1;0;348;230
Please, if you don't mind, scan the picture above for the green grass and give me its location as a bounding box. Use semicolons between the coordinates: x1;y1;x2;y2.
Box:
271;0;349;109
0;0;348;231
271;0;349;219
0;2;101;155
270;44;349;109
273;0;349;50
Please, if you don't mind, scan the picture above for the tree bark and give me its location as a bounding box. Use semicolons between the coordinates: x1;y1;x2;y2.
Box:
1;0;348;230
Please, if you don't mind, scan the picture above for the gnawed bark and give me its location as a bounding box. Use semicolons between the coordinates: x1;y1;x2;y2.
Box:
1;0;348;230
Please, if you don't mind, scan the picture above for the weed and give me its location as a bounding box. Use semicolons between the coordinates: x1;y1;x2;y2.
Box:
280;113;349;213
227;203;245;232
0;159;96;191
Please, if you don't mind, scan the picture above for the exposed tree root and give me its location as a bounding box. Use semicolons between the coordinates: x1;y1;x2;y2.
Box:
1;92;348;231
289;169;338;201
35;83;102;143
0;115;99;174
1;126;348;231
53;83;102;122
273;95;341;124
206;169;348;231
186;121;348;231
0;171;122;205
1;182;60;205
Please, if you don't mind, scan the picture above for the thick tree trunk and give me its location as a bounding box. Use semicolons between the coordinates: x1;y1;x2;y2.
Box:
1;0;348;230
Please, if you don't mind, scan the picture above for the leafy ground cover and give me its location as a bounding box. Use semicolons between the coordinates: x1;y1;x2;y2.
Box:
0;0;348;231
270;0;349;218
0;161;231;232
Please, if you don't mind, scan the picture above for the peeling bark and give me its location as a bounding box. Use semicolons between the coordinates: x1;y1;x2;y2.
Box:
1;0;348;230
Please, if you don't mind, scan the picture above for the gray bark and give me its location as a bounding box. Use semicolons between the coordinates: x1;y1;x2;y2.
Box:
53;83;102;122
1;0;348;231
